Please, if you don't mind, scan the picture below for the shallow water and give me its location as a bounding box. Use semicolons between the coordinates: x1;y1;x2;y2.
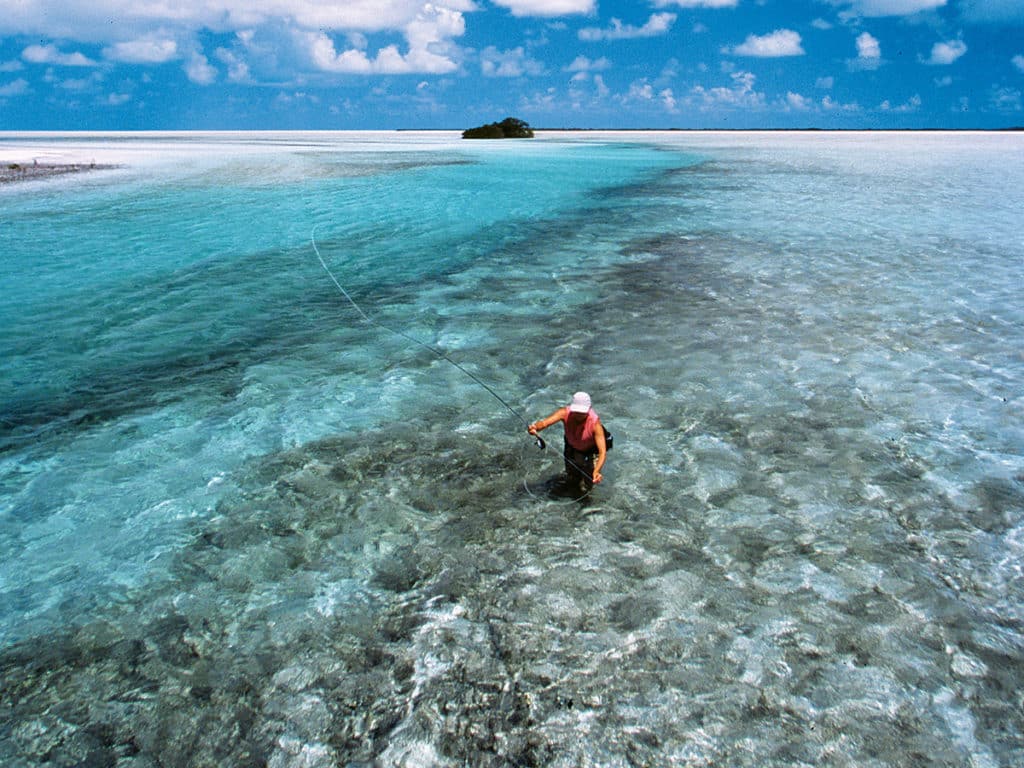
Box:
1;131;1023;766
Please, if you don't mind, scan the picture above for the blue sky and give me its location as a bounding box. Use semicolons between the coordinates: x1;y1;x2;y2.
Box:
0;0;1022;130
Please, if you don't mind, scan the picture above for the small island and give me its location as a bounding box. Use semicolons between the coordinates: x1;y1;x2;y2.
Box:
462;117;534;139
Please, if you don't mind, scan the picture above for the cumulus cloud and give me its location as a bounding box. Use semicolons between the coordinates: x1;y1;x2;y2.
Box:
822;94;860;111
54;72;103;91
836;0;946;16
0;1;479;39
785;92;811;110
0;78;30;96
726;29;804;57
490;0;595;17
480;46;544;77
628;81;655;101
925;39;967;65
23;44;97;67
519;86;558;110
849;31;882;69
857;32;881;60
566;55;611;73
660;88;678;112
215;48;251;83
306;4;465;75
309;34;427;74
620;80;677;111
880;93;922;112
1014;54;1024;73
579;13;676;42
1;1;480;79
691;70;765;110
186;52;217;84
569;70;611;104
990;86;1021;111
275;91;320;108
104;38;179;64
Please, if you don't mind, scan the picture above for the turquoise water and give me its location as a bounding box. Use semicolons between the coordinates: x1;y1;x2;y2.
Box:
2;131;1023;766
1;137;679;634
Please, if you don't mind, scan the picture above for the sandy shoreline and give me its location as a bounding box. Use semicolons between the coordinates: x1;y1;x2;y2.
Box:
0;161;119;184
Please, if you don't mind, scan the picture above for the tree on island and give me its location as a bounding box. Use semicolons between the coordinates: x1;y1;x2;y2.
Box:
462;117;534;139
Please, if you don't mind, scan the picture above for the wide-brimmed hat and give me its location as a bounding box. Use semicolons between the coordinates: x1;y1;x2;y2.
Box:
568;391;592;413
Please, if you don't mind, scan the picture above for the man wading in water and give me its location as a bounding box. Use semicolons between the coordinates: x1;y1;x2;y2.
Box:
528;392;608;493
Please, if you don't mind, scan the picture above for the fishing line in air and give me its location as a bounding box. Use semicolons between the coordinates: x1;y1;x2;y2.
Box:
310;226;597;502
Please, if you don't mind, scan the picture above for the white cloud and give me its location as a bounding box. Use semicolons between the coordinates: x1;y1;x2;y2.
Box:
628;81;655;101
857;32;881;60
566;55;611;72
22;44;97;67
660;88;678;112
306;4;466;75
786;92;811;110
934;75;952;86
623;80;679;112
691;70;765;110
1014;55;1024;73
490;0;594;17
849;31;882;70
816;76;835;89
837;0;946;16
0;60;24;73
811;18;833;30
215;48;251;83
308;35;390;74
104;38;179;64
880;94;922;112
1;2;489;84
105;92;132;105
727;29;804;58
275;91;320;107
186;52;217;84
480;46;544;77
0;78;30;96
822;94;860;111
405;5;467;68
652;0;737;6
55;72;103;91
990;86;1021;111
660;58;680;80
519;86;558;110
579;13;676;42
0;2;477;58
925;39;967;65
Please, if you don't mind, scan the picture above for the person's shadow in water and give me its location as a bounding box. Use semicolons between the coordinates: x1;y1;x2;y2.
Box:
523;473;598;506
